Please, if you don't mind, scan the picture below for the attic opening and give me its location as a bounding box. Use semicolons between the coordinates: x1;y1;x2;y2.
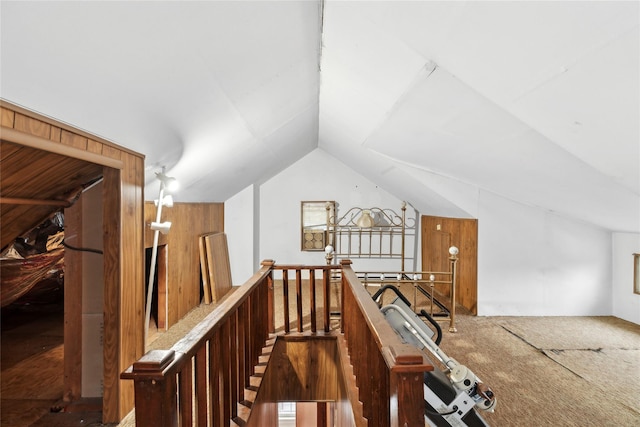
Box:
1;186;105;420
1;137;109;423
0;213;66;414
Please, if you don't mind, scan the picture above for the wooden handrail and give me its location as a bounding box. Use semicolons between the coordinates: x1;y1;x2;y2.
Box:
122;260;274;427
340;259;433;427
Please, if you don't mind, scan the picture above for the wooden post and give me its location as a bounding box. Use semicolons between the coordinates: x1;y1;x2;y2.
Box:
386;346;430;427
262;260;275;333
124;350;178;427
449;249;458;333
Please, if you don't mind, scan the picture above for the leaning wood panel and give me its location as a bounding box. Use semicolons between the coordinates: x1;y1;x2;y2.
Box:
198;235;212;304
204;232;233;303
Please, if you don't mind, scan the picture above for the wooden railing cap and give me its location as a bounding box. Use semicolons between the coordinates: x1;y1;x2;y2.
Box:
383;346;433;373
132;349;175;372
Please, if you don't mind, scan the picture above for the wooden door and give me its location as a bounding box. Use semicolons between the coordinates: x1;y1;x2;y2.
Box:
421;216;478;314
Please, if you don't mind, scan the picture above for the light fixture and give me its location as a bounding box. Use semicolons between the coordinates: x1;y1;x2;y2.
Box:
154;194;174;208
150;221;172;234
156;170;179;193
145;167;178;346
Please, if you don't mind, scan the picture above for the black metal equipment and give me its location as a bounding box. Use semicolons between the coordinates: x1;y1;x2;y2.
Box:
373;285;496;427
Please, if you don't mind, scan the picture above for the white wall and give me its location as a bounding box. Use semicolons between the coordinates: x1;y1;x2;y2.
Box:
477;191;612;316
612;232;640;324
225;184;257;284
258;148;414;271
226;149;627;321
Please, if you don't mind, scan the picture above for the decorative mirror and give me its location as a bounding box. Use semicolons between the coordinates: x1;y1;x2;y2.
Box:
301;201;335;251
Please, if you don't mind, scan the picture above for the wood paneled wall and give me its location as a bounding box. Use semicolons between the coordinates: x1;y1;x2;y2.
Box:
1;101;145;422
421;215;478;314
144;202;224;327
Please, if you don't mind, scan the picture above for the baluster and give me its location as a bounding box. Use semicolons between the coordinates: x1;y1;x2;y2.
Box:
323;268;330;332
309;268;317;333
296;268;303;332
210;335;221;427
221;321;231;424
236;306;246;402
195;345;208;426
267;267;275;333
282;269;290;333
178;359;193;427
230;314;238;420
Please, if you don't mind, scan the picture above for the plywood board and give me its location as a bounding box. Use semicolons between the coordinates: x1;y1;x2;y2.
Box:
198;235;212;304
203;232;232;303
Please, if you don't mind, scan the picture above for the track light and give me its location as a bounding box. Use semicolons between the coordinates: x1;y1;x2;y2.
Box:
154;194;174;208
155;171;179;192
150;221;172;234
145;166;179;345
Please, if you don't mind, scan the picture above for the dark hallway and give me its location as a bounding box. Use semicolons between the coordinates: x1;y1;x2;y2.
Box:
1;282;104;427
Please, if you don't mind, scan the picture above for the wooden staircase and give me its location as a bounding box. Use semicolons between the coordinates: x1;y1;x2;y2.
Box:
233;336;276;426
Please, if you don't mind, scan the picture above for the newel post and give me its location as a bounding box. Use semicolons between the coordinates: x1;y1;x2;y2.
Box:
385;346;432;427
262;259;276;333
121;350;178;427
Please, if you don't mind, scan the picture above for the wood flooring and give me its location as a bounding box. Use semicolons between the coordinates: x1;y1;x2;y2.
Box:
1;296;109;427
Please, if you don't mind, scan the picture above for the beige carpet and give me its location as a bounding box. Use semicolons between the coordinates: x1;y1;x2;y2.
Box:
438;315;640;426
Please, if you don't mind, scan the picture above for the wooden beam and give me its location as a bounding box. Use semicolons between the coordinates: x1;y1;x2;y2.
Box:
0;197;71;207
0;127;123;169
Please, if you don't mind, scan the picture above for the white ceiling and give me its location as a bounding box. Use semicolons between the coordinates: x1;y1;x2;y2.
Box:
1;1;638;232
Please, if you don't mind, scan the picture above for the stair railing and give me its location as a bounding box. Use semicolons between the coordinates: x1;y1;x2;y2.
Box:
340;259;433;427
122;259;432;427
121;260;275;427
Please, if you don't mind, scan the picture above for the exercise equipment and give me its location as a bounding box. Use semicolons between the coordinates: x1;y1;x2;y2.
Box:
376;287;496;427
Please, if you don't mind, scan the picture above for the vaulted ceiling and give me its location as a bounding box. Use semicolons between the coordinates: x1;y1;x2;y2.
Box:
1;1;638;233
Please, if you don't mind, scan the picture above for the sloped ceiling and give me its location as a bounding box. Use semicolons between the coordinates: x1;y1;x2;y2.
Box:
1;1;638;233
0;141;103;249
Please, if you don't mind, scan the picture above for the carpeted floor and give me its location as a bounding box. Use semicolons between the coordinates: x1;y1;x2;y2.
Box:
436;315;640;426
116;282;640;426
